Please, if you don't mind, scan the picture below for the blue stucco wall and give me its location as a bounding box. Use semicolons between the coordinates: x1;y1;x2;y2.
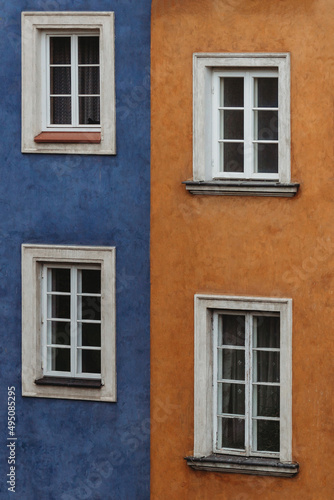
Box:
0;1;150;498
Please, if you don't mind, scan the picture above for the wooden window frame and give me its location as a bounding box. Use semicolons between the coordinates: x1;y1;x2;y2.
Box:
42;32;101;133
21;12;115;155
41;264;102;380
213;311;281;458
212;69;279;180
22;245;116;402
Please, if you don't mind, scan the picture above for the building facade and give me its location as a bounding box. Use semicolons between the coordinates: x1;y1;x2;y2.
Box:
0;0;333;498
151;0;333;499
0;1;150;498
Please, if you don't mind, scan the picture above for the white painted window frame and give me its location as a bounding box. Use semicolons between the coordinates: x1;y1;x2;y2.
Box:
42;263;102;379
42;32;101;132
22;12;115;155
22;245;116;402
193;53;290;184
212;68;279;180
194;294;292;463
212;310;281;458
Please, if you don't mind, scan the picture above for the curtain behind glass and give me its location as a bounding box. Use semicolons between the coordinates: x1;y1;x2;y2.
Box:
49;36;100;125
253;316;280;452
78;36;100;124
50;37;72;124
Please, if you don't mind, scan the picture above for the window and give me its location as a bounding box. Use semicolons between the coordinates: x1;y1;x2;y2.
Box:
212;69;279;180
22;245;116;402
41;265;102;380
214;312;280;456
42;33;101;132
186;295;299;476
185;53;299;197
22;12;115;155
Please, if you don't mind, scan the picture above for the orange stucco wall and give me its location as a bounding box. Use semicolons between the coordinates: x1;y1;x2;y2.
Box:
151;0;334;498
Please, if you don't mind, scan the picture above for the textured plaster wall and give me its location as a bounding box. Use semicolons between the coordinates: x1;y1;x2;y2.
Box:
0;1;151;499
151;0;334;499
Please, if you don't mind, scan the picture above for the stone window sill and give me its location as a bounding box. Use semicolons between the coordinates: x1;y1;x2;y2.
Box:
183;180;299;197
34;132;101;144
185;454;299;477
35;377;102;389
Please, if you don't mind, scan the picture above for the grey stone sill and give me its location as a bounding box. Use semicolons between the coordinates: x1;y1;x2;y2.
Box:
183;180;300;197
35;377;102;389
185;454;299;477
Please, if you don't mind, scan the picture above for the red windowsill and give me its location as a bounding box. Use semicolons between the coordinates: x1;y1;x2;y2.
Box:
34;132;101;144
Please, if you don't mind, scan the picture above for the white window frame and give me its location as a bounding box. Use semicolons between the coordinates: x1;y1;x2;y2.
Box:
22;245;116;402
187;53;298;197
212;68;279;180
212;310;281;458
22;12;115;155
42;32;101;132
41;263;102;380
191;294;294;475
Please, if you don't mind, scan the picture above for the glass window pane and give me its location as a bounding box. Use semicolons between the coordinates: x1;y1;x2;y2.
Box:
253;351;280;383
256;78;278;107
49;295;71;319
79;296;101;321
254;420;280;452
254;385;280;418
78;67;100;95
220;315;245;346
48;321;71;345
50;268;70;292
81;349;101;374
218;349;245;380
50;67;71;95
221;110;244;140
255;110;278;141
50;97;71;124
81;270;101;294
48;347;70;372
219;417;245;450
255;143;278;173
221;77;244;107
220;383;245;415
50;37;71;65
78;36;99;64
254;316;280;348
221;142;244;173
81;323;101;347
79;96;100;125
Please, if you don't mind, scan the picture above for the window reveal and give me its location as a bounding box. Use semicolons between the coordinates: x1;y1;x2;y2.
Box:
22;12;116;154
186;53;298;196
